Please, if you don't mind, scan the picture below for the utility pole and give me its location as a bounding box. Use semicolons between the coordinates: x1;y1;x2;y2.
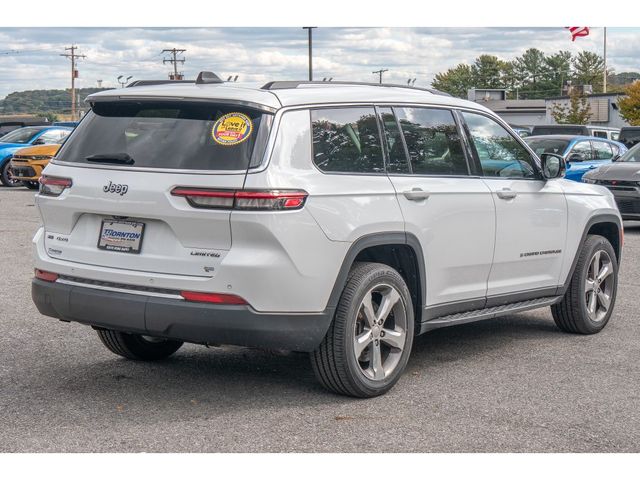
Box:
372;69;388;84
60;45;86;120
303;27;316;81
603;27;607;93
162;48;186;80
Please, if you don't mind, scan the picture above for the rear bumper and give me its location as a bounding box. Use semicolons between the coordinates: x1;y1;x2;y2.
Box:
32;278;334;352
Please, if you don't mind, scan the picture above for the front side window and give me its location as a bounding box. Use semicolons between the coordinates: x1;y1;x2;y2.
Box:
570;141;594;161
56;101;273;171
461;112;537;179
592;140;613;160
395;107;468;176
36;129;71;145
311;107;384;174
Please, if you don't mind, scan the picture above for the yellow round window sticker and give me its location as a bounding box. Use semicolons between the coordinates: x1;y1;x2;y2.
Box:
212;112;253;146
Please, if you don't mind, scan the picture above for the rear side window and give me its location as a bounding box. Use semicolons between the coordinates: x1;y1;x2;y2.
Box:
56;101;273;171
395;107;468;175
311;107;384;174
378;107;410;174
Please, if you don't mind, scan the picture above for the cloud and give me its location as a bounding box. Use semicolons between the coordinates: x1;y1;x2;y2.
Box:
0;27;637;99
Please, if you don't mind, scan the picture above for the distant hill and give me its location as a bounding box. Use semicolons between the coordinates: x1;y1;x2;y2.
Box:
0;88;112;115
609;72;640;86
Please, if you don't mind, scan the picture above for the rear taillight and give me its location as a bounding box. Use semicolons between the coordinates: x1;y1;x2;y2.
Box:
171;188;308;211
34;269;59;282
40;175;72;197
180;291;247;305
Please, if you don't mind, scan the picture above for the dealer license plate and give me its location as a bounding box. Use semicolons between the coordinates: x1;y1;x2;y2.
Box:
97;219;145;254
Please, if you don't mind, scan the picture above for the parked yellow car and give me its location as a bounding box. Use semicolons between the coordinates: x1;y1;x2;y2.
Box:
10;143;62;189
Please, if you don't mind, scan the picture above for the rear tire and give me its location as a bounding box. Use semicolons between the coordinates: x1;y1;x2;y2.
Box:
551;234;618;334
96;329;183;360
311;262;414;398
24;181;39;190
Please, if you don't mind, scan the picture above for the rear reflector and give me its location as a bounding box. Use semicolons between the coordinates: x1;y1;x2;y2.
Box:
180;291;248;305
171;187;308;211
35;269;59;282
40;175;72;197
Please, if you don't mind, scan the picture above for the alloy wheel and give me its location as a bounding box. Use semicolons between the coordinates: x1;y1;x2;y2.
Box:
353;283;407;381
585;250;614;323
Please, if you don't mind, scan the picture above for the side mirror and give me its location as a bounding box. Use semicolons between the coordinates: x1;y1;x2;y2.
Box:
568;153;585;162
611;154;621;162
32;138;46;145
540;153;566;179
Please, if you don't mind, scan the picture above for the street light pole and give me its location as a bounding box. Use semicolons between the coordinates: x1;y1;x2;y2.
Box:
303;27;316;81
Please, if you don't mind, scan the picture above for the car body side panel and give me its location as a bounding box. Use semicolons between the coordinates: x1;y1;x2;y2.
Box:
557;180;621;283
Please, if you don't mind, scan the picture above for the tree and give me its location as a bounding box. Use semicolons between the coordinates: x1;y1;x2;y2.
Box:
573;51;605;93
431;64;475;98
550;88;592;124
619;81;640;126
514;48;550;98
471;55;505;88
544;51;573;96
35;111;60;123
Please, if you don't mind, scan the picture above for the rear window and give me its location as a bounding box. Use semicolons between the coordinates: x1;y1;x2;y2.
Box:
531;126;587;136
524;138;570;156
56;101;273;171
620;128;640;145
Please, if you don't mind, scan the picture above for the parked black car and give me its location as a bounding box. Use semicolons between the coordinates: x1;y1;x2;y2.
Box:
583;143;640;220
618;127;640;148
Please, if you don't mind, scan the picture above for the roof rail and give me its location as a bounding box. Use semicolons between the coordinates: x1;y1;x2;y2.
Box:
260;80;451;97
127;79;193;87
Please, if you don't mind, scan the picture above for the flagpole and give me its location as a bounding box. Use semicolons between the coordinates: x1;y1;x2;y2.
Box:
603;27;607;93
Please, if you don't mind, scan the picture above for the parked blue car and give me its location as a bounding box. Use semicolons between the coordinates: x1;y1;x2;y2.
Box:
0;125;73;186
525;135;628;182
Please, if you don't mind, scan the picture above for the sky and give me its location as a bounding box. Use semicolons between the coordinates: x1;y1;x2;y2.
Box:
1;27;639;99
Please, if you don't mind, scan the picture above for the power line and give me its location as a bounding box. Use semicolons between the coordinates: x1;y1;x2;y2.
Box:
60;45;86;120
162;48;186;80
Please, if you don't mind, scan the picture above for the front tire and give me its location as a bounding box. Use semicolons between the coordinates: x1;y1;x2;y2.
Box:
552;234;618;334
24;181;39;190
96;329;183;360
311;262;414;398
0;160;21;187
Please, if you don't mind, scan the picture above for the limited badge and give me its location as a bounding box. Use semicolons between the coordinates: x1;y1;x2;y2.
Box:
212;112;253;146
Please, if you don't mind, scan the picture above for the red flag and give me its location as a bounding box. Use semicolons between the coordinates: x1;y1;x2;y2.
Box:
566;27;590;41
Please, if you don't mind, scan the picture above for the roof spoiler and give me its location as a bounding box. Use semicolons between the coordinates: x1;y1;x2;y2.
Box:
126;71;224;88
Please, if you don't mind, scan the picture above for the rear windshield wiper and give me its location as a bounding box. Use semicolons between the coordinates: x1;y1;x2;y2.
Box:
85;153;135;165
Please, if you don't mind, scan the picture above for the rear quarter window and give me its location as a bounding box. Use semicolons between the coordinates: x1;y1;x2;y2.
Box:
311;107;384;174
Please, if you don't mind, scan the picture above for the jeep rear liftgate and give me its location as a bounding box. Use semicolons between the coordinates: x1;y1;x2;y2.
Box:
37;100;273;276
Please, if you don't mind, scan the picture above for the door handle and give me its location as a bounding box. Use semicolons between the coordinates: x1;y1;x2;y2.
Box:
496;188;517;200
403;188;430;201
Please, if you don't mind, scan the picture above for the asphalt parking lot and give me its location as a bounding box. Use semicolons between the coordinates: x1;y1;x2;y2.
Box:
1;186;639;453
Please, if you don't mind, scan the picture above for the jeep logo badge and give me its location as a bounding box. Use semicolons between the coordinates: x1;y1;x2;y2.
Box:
103;181;129;196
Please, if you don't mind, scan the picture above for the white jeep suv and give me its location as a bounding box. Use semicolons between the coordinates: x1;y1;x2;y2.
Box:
32;73;623;397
